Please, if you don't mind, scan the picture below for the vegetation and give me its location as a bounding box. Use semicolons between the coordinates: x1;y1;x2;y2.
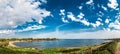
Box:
0;38;58;42
92;40;118;54
0;46;41;54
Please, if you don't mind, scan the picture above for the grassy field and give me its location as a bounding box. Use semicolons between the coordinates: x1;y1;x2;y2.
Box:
0;39;118;54
0;46;41;54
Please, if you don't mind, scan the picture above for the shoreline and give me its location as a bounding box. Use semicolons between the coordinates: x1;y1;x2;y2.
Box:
7;40;109;49
0;39;117;54
8;41;25;47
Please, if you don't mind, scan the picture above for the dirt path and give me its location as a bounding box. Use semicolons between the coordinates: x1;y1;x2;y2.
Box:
115;42;120;54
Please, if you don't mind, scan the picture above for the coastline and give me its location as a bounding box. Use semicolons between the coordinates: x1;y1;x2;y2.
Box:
0;40;117;54
7;40;109;49
0;39;116;54
7;39;108;48
8;41;24;47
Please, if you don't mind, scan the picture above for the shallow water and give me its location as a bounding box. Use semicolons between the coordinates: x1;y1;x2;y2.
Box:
14;39;110;49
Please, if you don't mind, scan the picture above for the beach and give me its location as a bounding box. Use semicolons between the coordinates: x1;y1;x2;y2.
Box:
8;41;23;47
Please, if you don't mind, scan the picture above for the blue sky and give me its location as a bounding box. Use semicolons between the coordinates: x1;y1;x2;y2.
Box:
0;0;120;39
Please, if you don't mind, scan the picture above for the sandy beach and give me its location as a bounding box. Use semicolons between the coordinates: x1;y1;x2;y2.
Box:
8;41;24;47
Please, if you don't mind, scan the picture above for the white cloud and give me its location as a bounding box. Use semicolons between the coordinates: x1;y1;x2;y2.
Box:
109;20;120;30
60;9;65;15
77;12;84;19
0;30;15;34
78;6;83;9
97;18;102;21
105;18;110;23
108;12;120;30
59;9;69;23
103;28;111;31
62;18;69;23
67;12;76;21
80;19;90;26
97;11;104;17
101;5;107;11
107;0;118;9
67;12;85;21
91;21;102;28
67;12;103;27
0;25;46;36
67;12;90;26
86;0;93;4
40;0;47;3
19;25;46;32
0;0;50;29
96;21;102;26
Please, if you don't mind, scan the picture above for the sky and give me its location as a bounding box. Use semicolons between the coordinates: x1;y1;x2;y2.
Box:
0;0;120;39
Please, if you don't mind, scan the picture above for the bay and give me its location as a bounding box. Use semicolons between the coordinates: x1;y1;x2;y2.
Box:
14;39;110;49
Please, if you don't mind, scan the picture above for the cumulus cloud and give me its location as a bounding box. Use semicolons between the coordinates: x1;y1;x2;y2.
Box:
67;12;77;21
80;19;90;26
109;20;120;30
97;18;102;21
60;9;65;15
62;18;69;23
59;9;69;23
67;12;85;21
108;12;120;30
78;6;83;9
67;12;103;27
101;5;107;11
0;0;50;29
91;21;102;28
77;12;84;19
105;18;110;24
107;0;118;9
86;0;93;5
